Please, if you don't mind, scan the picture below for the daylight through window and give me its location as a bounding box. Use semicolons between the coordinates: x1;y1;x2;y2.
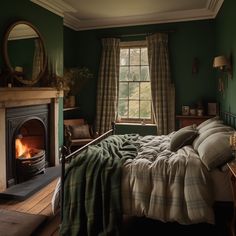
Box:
118;42;152;122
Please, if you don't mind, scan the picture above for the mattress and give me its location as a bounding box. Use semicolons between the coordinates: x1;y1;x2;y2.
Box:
52;166;234;215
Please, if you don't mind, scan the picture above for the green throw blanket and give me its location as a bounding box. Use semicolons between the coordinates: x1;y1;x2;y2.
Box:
60;134;139;236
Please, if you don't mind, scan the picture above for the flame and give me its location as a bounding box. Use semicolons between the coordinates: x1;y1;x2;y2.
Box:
15;138;31;158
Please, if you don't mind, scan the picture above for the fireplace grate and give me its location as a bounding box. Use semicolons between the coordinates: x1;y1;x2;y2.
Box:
16;149;45;183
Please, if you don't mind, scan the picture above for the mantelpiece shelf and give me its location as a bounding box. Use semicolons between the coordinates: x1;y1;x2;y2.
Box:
63;106;79;112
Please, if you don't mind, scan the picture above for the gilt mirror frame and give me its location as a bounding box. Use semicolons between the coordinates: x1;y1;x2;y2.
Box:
3;20;47;85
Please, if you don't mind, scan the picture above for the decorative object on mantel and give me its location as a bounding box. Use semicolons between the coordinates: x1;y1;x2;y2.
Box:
196;101;204;116
60;67;94;108
207;102;219;116
189;108;196;116
181;105;190;116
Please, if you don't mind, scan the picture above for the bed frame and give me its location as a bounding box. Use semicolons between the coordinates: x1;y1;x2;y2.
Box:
60;122;115;220
221;111;236;129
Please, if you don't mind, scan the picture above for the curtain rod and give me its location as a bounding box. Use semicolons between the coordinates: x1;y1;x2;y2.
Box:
100;30;175;39
119;30;175;38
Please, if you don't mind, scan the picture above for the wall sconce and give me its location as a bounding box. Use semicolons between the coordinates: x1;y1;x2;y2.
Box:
213;55;232;78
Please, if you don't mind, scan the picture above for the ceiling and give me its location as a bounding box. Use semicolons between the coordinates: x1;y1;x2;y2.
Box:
31;0;224;31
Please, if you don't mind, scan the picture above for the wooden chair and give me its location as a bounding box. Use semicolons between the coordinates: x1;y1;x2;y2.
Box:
63;119;95;154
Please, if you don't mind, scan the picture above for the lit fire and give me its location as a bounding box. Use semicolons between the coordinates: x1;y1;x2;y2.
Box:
15;138;32;159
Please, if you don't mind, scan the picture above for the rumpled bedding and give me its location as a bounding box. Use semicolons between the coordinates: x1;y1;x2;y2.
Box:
60;134;139;236
58;133;216;236
121;133;214;224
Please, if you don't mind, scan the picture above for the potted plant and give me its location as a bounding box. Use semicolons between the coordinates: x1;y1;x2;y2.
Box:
54;66;93;107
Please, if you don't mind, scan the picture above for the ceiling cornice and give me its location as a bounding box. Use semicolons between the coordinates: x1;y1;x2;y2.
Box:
31;0;224;31
31;0;76;17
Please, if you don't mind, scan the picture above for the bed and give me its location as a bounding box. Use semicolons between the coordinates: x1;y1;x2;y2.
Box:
54;114;236;236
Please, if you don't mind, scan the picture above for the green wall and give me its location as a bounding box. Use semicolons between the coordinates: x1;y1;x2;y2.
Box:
64;20;217;125
64;27;78;68
215;0;236;114
0;0;64;146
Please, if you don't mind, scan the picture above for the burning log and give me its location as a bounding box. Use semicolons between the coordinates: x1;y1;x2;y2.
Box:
15;137;46;182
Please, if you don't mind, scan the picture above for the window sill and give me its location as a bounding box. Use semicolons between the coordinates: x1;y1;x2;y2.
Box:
116;122;156;126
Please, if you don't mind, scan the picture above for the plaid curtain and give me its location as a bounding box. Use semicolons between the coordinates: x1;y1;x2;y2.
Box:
96;38;120;134
147;33;175;135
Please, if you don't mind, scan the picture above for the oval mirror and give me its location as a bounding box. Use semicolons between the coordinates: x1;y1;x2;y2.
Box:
3;21;46;85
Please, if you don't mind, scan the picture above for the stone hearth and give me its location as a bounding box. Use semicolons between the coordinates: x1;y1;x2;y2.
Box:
0;87;63;192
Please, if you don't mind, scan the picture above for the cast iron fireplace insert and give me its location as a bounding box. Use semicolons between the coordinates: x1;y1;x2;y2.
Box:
6;104;50;187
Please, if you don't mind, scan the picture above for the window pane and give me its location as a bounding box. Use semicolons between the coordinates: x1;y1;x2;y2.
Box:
141;48;148;65
141;66;149;81
129;82;139;99
129;101;139;118
130;66;140;81
120;66;129;81
119;45;151;122
140;101;151;119
119;82;128;99
140;82;151;100
130;48;140;65
118;100;128;118
120;49;129;65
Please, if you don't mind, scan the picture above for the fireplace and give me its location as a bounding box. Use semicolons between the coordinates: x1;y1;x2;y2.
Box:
0;88;62;192
6;104;49;186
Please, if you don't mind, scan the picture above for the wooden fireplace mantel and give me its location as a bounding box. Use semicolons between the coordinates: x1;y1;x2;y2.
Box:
0;87;63;107
0;87;63;191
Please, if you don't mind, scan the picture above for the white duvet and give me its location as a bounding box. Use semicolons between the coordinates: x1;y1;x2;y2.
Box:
121;134;215;224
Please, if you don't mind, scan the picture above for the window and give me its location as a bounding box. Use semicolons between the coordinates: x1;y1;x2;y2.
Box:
118;41;152;123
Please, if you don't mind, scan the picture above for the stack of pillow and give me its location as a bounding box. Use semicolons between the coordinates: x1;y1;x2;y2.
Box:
169;116;235;171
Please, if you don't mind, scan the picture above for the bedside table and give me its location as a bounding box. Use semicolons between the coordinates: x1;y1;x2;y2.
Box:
176;115;213;129
228;161;236;178
227;161;236;236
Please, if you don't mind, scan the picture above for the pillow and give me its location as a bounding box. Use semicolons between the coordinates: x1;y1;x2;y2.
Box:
197;131;234;170
198;120;224;134
196;116;220;130
192;125;234;150
69;124;91;139
169;126;198;152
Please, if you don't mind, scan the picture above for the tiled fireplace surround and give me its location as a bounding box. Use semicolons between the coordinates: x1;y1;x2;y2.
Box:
0;88;63;192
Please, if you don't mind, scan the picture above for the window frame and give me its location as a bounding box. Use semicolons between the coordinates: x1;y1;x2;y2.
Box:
118;40;154;124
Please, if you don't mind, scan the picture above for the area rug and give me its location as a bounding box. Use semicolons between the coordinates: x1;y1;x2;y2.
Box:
0;209;46;236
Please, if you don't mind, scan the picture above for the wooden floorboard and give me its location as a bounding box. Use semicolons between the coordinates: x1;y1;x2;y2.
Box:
34;212;60;236
0;178;60;236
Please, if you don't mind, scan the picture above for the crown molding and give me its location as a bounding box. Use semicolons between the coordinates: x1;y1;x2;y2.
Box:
31;0;76;17
207;0;224;16
31;0;224;31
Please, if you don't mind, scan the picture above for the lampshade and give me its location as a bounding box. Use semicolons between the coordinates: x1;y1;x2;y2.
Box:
213;55;228;68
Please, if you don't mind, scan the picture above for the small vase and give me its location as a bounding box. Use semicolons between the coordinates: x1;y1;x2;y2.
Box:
64;95;75;108
197;109;203;116
68;95;75;107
